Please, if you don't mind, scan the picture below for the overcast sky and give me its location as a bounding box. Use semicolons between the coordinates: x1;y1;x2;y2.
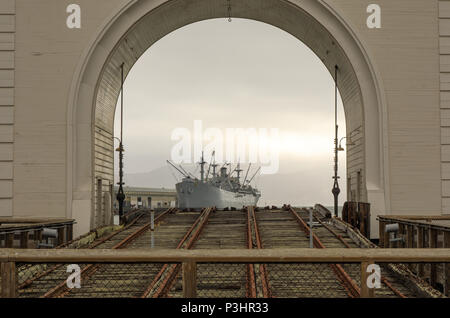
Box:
114;18;346;207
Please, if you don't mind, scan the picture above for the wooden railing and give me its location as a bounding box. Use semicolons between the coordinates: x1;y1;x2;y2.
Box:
378;215;450;295
0;218;75;249
1;248;449;298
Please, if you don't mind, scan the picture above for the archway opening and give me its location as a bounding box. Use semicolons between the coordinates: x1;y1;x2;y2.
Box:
111;18;347;215
71;0;386;237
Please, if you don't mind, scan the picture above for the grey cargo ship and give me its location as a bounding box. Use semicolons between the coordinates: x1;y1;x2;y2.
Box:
169;153;261;210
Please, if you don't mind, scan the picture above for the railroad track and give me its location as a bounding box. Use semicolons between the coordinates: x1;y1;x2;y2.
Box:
15;206;424;298
18;208;178;297
255;206;418;298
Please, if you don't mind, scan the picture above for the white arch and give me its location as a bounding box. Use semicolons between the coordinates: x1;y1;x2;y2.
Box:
66;0;389;236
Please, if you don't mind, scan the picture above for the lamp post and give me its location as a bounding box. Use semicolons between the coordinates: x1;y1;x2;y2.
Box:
116;63;126;221
115;137;125;220
332;65;340;218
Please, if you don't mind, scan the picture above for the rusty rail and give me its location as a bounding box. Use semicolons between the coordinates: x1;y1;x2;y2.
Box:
246;206;257;298
2;248;450;298
247;206;271;298
289;207;361;298
17;210;149;290
141;207;213;298
311;209;406;298
42;208;174;298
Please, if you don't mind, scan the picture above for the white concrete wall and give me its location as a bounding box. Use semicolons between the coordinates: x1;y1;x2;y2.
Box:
7;0;444;237
328;0;441;233
0;0;14;217
440;0;450;214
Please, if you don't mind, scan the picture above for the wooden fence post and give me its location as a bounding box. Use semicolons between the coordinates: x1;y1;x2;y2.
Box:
444;231;450;297
6;233;14;248
182;261;197;298
383;224;390;248
360;261;375;298
417;227;425;277
57;227;65;246
429;229;438;287
1;262;17;298
20;231;29;249
66;224;73;242
407;225;414;270
379;221;385;247
398;224;405;248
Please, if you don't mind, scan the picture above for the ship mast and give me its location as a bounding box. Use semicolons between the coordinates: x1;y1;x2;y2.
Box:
206;151;215;181
243;163;252;186
235;162;243;184
199;151;206;182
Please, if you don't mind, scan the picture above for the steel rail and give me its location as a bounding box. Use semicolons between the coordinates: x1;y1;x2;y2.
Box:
310;209;407;298
248;206;271;298
41;208;174;298
246;207;257;298
288;207;360;298
141;207;213;298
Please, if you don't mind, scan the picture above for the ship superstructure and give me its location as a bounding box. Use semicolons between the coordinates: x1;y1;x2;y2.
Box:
169;152;261;209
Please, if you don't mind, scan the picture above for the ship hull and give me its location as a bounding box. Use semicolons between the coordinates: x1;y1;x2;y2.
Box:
176;181;259;209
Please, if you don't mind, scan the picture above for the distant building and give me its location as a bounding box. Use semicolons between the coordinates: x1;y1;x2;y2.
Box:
113;186;177;209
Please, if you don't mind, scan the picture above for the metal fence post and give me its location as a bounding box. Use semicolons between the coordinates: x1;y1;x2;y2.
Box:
360;261;374;298
182;261;197;298
1;261;17;298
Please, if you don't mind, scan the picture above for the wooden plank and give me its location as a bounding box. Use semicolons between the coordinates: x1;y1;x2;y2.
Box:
0;217;74;224
0;262;16;298
1;248;450;263
182;261;197;298
34;229;42;242
398;224;405;248
379;221;385;247
0;198;12;217
66;225;73;242
418;227;425;277
0;87;13;105
0;125;13;143
383;229;390;248
19;231;28;249
0;0;15;14
360;261;375;298
0;51;14;69
444;231;450;297
5;232;13;248
57;227;65;246
407;225;414;248
440;1;450;18
0;15;14;33
0;143;12;161
0;107;13;124
380;215;450;220
430;229;438;287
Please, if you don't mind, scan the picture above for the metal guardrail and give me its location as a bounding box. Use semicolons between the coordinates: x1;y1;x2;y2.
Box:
1;248;449;298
